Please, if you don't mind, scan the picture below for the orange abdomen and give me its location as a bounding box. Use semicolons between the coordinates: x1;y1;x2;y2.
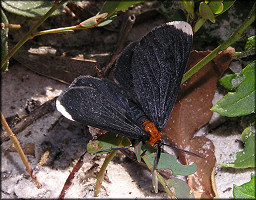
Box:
143;120;161;146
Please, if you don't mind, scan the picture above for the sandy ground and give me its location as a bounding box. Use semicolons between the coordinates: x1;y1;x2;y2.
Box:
1;61;254;199
1;2;255;197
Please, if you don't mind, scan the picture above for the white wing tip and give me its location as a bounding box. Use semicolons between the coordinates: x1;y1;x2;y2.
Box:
167;21;193;36
56;99;74;121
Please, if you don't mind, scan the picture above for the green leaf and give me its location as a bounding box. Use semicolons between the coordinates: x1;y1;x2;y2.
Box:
244;35;256;50
100;1;121;16
99;0;143;27
167;178;195;198
221;0;235;14
97;19;114;27
2;1;64;18
134;141;143;162
100;0;143;15
209;1;224;14
220;125;255;168
87;132;131;154
79;13;108;28
199;2;215;23
233;174;256;199
115;1;143;12
148;153;197;176
235;35;256;59
97;14;117;27
194;18;207;33
211;61;256;117
219;73;245;90
183;0;195;19
1;9;8;71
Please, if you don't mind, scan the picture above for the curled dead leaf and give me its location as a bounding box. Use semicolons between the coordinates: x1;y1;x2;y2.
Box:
162;47;235;198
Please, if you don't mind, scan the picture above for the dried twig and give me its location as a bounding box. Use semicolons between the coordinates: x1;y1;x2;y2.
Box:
1;97;57;143
102;14;136;77
58;151;87;199
1;112;42;188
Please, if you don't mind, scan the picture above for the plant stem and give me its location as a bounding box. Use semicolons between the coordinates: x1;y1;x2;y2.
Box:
32;12;108;37
32;26;77;37
1;112;41;188
94;150;117;197
58;151;86;199
182;2;256;84
142;155;172;197
0;0;68;70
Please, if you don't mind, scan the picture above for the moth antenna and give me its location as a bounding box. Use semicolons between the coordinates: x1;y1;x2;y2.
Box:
140;149;147;157
152;141;162;172
162;143;205;159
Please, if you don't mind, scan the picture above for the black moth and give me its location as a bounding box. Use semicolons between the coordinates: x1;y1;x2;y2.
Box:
56;21;193;170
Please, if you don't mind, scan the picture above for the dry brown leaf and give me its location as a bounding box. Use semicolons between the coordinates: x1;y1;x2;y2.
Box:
7;143;35;156
13;46;98;84
162;47;235;198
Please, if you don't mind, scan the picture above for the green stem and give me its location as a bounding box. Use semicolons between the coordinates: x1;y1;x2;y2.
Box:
1;0;68;70
142;155;172;197
32;24;95;37
32;25;77;37
182;2;256;84
94;150;117;197
32;12;108;37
